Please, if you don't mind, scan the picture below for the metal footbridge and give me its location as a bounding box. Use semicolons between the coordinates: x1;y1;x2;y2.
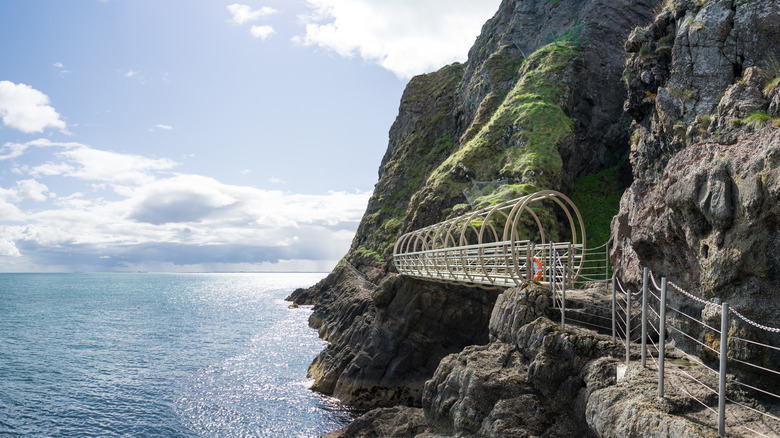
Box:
393;190;609;289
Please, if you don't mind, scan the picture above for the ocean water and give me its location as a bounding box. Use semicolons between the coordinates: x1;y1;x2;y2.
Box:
0;273;354;437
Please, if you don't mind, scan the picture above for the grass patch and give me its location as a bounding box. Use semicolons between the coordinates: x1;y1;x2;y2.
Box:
764;77;780;96
467;183;539;209
658;32;675;47
572;166;624;247
485;45;525;84
426;41;579;195
744;111;780;128
353;246;385;264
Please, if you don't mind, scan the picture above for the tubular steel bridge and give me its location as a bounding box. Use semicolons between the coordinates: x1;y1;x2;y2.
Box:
393;190;609;289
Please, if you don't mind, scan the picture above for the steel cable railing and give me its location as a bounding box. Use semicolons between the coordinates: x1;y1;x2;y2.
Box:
609;267;780;437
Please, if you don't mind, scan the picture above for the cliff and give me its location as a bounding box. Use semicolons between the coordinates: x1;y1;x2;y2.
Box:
289;0;655;408
288;0;780;436
612;0;780;378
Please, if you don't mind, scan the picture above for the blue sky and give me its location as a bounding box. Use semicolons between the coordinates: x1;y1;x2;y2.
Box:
0;0;500;272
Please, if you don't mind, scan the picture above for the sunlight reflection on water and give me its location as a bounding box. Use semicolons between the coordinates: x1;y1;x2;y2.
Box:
0;273;356;437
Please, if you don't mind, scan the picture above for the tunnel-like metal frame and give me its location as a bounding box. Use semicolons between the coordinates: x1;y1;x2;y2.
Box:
392;190;587;289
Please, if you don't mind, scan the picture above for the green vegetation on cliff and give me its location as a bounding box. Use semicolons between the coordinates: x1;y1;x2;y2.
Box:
426;40;581;208
572;166;623;247
347;31;590;268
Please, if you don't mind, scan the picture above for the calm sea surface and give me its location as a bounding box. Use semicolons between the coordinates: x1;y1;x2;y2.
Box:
0;273;354;437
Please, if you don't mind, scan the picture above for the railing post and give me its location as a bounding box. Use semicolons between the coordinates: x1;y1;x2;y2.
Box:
568;242;573;288
561;259;566;330
551;247;557;308
548;241;553;284
658;277;667;398
605;241;610;281
611;274;616;344
641;267;648;368
718;302;729;436
626;282;631;367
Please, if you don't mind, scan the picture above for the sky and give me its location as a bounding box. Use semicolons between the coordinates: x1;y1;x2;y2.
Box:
0;0;501;273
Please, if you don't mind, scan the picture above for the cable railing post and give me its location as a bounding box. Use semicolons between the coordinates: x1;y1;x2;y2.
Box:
605;241;610;281
658;277;667;398
626;281;631;367
526;242;532;281
718;302;729;436
561;258;566;330
552;246;557;308
641;267;648;368
568;242;573;287
611;274;616;344
548;241;553;284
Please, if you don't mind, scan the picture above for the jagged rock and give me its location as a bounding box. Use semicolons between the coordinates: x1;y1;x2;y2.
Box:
449;162;474;183
625;27;648;53
586;365;719;438
298;0;780;436
614;0;780;373
308;272;500;409
418;283;622;437
322;406;428;438
489;281;554;344
716;67;770;129
768;81;780;116
421;321;618;438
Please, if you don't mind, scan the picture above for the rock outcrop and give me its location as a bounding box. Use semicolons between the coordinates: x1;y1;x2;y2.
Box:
308;274;501;408
612;0;780;371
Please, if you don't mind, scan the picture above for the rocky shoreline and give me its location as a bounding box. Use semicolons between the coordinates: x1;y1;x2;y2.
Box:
289;0;780;435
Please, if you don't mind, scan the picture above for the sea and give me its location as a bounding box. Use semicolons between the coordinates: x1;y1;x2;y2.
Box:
0;273;356;437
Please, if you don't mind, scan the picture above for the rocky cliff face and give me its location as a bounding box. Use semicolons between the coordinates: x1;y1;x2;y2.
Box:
289;0;657;409
612;0;780;370
290;0;780;435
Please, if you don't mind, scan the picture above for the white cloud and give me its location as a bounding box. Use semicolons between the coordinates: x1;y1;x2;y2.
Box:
124;70;139;78
0;238;20;257
3;139;177;185
154;124;173;130
0;81;68;133
295;0;500;78
0;142;33;160
55;147;177;184
0;138;371;271
250;25;276;40
15;179;49;202
53;62;72;74
0;196;24;221
227;4;277;25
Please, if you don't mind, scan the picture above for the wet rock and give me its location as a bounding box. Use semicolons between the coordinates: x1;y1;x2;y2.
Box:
322;406;428;438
